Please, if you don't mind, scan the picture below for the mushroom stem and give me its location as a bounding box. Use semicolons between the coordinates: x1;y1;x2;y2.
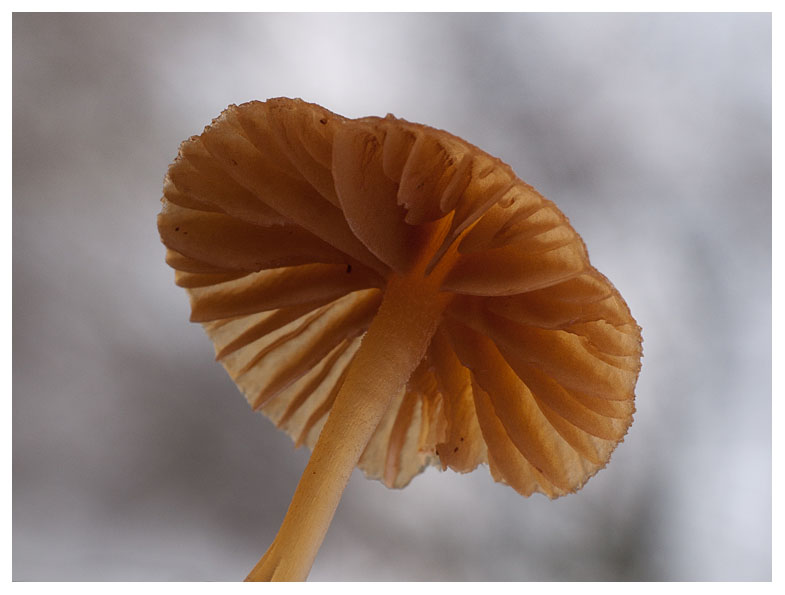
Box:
246;270;453;581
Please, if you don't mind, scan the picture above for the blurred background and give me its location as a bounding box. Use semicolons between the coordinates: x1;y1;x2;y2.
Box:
12;13;771;581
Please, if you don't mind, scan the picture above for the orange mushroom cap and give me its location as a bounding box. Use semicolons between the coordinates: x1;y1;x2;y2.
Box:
158;97;642;499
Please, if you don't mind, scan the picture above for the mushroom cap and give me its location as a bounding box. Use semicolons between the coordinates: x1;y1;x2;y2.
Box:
158;98;642;497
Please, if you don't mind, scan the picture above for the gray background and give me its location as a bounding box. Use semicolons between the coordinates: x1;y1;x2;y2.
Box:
13;13;771;581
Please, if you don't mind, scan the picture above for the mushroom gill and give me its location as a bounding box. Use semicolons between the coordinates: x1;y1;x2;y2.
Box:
157;97;642;581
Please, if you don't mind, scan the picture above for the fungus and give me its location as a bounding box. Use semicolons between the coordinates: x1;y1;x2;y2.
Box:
157;98;642;581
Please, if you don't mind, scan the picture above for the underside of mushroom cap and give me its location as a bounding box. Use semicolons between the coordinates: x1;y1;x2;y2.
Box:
158;97;642;497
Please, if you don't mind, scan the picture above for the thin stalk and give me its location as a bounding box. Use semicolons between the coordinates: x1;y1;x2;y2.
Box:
245;270;453;581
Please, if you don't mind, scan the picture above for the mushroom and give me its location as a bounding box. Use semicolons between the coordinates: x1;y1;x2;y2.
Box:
157;98;642;581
